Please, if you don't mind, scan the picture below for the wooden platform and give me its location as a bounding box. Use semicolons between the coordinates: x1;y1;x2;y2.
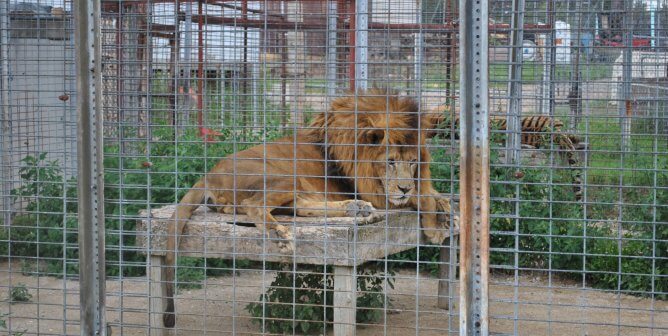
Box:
137;205;458;336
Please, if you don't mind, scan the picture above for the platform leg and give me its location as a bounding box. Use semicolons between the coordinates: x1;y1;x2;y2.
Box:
438;236;458;309
333;266;356;336
149;255;169;336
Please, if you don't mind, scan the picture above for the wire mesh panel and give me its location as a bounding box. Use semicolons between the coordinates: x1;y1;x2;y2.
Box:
0;1;84;335
100;1;458;335
486;0;668;334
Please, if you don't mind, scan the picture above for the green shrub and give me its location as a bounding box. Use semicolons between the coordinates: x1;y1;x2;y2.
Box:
6;154;79;276
6;124;284;283
8;284;32;303
423;130;668;299
103;125;283;281
246;265;394;334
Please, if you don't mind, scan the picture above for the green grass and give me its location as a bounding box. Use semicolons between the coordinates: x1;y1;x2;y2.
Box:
577;116;667;188
422;62;613;90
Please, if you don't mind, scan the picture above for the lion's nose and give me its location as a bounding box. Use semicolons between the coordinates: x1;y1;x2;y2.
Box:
398;185;412;194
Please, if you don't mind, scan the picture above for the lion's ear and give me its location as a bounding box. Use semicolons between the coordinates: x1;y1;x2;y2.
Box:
363;129;386;145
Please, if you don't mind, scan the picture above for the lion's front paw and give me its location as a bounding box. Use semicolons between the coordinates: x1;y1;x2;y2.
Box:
344;200;376;217
435;197;452;229
422;227;447;245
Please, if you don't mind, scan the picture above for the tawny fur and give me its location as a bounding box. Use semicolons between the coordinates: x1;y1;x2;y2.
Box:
162;89;452;327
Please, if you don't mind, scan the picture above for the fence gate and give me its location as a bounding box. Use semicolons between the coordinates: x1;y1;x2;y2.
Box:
0;1;667;336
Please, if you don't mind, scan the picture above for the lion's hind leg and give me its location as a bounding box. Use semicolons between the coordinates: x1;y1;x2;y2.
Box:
240;189;296;254
204;191;229;213
210;194;245;215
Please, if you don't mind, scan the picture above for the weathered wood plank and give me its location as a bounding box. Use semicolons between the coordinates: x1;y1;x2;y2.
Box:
333;266;356;336
148;255;168;336
136;205;456;266
438;238;453;309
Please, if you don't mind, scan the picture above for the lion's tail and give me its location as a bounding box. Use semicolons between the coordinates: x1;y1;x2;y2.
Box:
164;179;206;327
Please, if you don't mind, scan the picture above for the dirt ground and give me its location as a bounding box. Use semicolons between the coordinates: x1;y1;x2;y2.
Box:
1;261;666;336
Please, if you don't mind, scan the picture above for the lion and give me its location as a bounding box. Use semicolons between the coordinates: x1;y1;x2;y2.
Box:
162;89;453;327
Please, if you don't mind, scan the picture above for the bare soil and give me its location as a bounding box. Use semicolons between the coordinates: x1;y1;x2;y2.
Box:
1;261;666;336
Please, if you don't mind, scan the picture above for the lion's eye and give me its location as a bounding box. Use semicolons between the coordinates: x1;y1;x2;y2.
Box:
410;159;418;165
388;159;396;166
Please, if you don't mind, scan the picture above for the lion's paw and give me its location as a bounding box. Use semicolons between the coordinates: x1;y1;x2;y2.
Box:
345;200;376;217
434;195;456;230
435;196;452;213
422;227;447;245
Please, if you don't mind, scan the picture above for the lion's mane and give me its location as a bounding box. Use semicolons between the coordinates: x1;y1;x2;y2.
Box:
303;88;434;207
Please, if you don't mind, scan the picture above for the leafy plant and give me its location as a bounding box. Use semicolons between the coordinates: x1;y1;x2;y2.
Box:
9;284;32;303
422;122;668;299
7;154;79;276
103;124;284;281
246;265;394;334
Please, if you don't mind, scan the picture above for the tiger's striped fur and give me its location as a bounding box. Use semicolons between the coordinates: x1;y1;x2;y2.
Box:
427;108;583;201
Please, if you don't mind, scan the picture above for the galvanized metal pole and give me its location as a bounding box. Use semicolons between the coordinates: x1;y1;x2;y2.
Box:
355;0;368;90
540;0;556;116
326;0;338;97
620;0;633;152
74;0;106;335
569;0;583;132
414;0;423;90
506;0;525;165
459;0;490;334
0;0;12;228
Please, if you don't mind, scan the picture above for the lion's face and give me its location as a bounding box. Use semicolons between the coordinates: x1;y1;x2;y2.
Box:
352;111;427;207
378;148;419;206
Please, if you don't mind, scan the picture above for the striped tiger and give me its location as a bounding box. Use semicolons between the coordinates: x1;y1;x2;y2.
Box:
426;107;583;201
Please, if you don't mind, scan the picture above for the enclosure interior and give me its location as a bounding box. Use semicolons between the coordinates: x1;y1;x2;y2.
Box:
0;0;666;335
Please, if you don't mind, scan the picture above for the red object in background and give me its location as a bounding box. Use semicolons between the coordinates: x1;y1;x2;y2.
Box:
178;86;223;142
632;36;651;48
199;127;224;142
599;35;651;48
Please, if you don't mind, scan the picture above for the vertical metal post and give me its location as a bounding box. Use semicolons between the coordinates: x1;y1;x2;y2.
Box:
180;0;193;130
619;0;632;152
568;0;583;132
413;0;423;90
506;0;525;165
327;0;338;97
444;0;456;107
168;0;183;131
197;0;205;135
184;0;193;81
459;0;490;334
540;0;556;116
0;0;11;228
241;0;249;133
74;0;106;335
649;0;657;49
355;0;368;90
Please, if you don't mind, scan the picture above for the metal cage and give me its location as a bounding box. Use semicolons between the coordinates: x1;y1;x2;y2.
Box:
0;0;666;335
